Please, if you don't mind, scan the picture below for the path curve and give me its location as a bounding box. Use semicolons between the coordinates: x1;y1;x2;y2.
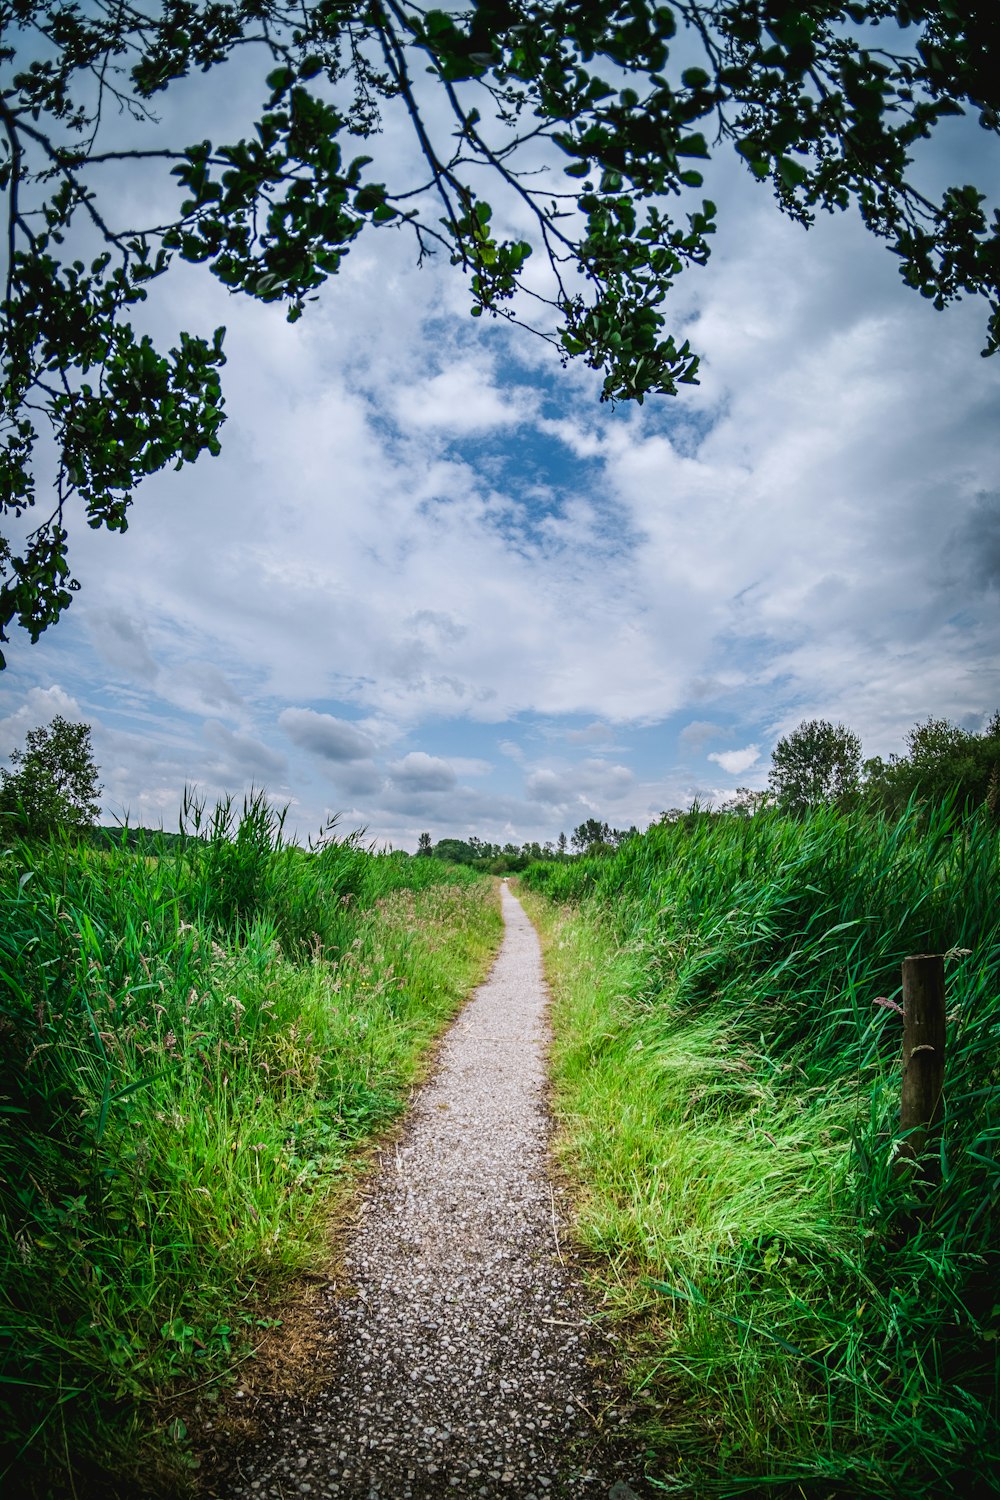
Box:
223;883;644;1499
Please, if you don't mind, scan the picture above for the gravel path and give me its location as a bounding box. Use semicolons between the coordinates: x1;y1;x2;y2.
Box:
221;883;647;1500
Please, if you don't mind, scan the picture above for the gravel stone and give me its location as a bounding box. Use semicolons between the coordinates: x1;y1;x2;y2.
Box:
222;885;648;1499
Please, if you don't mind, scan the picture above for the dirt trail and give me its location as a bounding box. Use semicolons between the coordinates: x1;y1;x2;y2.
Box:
218;883;646;1499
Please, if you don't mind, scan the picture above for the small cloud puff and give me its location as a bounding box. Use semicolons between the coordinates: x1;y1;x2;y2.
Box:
388;752;457;792
708;744;761;777
564;721;616;746
279;708;375;763
392;361;525;434
680;719;724;750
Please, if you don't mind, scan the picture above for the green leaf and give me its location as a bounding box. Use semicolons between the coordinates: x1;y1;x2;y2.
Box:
676;133;709;158
778;156;809;189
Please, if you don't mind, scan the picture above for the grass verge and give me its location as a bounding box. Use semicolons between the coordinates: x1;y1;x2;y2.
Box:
1;799;502;1497
520;803;999;1497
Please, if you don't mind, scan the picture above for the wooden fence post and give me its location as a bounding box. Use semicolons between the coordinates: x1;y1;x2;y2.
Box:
897;953;946;1180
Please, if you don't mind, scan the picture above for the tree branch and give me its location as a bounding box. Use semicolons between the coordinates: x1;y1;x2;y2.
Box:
0;96;22;310
370;0;466;251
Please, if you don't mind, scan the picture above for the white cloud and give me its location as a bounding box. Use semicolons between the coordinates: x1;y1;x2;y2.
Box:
450;757;494;778
564;721;616;746
387;752;457;792
523;769;563;805
680;720;724;750
328;761;383;799
88;608;159;683
0;686;85;760
185;664;246;714
203;720;287;781
708;744;761;777
392;360;527;434
279;709;375;763
525;759;635;809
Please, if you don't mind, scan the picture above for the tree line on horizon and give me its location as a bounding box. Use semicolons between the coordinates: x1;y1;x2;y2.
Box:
2;709;998;853
416;711;1000;865
415;822;642;872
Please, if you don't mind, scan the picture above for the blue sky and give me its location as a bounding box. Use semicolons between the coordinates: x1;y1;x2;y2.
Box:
2;49;998;850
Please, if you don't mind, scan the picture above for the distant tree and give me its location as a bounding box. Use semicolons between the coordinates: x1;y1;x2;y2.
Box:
864;712;1000;820
571;818;612;853
416;831;433;857
768;720;862;816
556;832;568;857
571;818;637;851
0;716;102;837
431;837;475;865
726;787;775;817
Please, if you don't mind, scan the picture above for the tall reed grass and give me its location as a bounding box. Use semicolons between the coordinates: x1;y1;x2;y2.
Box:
0;794;501;1495
521;801;999;1496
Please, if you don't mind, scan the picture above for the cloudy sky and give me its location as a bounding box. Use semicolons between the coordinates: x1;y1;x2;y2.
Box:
2;38;998;850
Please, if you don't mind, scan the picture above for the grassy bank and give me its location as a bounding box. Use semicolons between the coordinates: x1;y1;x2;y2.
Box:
0;798;502;1496
521;803;999;1497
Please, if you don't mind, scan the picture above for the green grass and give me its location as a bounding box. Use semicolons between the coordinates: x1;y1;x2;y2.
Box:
521;802;1000;1497
0;796;502;1496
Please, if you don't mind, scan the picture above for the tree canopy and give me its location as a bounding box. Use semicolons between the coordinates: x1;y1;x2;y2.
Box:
767;717;861;814
571;816;636;851
764;710;1000;820
2;0;998;660
0;714;102;835
864;710;1000;818
430;836;477;864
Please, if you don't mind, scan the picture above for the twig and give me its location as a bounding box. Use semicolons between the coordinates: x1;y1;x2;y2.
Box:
549;1181;565;1266
574;1394;599;1427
